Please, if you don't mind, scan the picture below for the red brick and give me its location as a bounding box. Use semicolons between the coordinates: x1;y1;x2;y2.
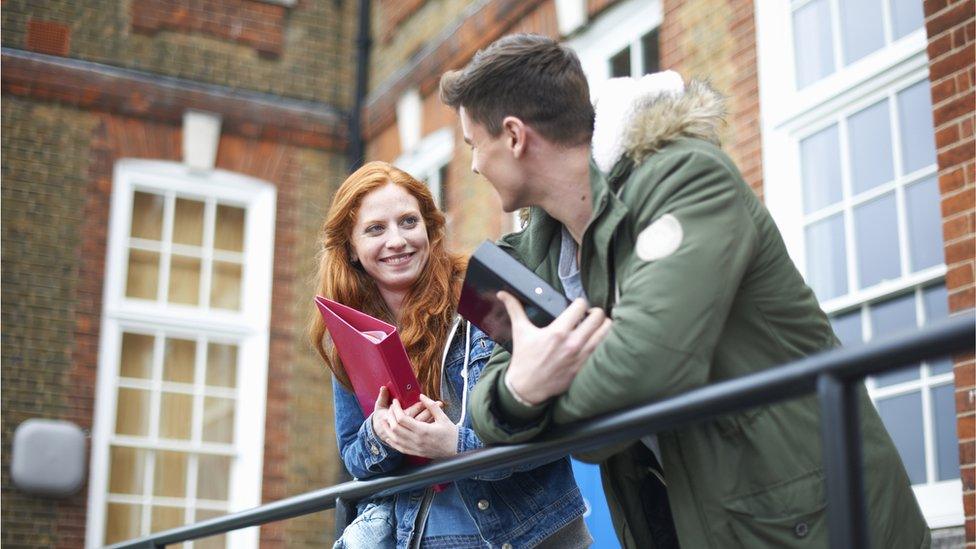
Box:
945;213;974;241
942;188;976;218
938;139;976;168
926;0;976;38
957;359;976;387
942;167;969;193
924;0;949;18
931;75;959;102
130;0;286;57
948;261;976;290
937;124;963;148
961;442;975;475
934;92;976;126
928;31;954;60
950;286;976;311
964;463;976;489
931;48;976;83
956;386;973;416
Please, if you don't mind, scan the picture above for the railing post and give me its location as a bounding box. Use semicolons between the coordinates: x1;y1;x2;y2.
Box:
818;374;869;549
334;497;356;541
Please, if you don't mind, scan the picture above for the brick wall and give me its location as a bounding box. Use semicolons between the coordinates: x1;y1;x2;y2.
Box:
660;0;763;197
923;0;976;544
1;0;357;108
2;99;346;549
368;0;477;100
1;98;99;549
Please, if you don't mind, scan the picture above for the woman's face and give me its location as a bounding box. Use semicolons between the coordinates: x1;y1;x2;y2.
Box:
350;183;431;299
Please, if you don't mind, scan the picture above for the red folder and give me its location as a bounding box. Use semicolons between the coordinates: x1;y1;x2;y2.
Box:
314;296;429;466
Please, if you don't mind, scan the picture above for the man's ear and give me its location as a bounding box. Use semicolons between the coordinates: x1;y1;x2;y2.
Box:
502;116;527;159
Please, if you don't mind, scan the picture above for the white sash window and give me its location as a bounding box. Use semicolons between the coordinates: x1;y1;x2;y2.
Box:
756;0;961;528
87;161;275;547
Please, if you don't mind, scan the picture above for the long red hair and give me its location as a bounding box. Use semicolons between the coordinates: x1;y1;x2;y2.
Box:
309;161;465;400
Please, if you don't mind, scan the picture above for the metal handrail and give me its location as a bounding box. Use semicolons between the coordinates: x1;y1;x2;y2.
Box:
108;313;975;549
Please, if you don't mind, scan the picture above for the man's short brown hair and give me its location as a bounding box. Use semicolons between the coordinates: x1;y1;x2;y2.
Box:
440;33;594;147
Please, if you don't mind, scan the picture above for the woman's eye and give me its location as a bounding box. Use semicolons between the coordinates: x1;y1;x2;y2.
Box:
401;216;419;228
365;225;383;234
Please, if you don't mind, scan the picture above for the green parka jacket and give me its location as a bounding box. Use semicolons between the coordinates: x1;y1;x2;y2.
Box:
468;78;929;548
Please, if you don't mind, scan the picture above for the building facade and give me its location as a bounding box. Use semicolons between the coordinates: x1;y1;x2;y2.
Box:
2;0;973;547
2;1;357;547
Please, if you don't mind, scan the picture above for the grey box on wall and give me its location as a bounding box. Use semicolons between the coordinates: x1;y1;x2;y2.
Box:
12;419;87;497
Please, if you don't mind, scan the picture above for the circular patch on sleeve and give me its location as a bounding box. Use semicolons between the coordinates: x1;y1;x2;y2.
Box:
635;214;683;261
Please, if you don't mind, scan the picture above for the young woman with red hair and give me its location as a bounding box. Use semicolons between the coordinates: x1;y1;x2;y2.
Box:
309;161;589;548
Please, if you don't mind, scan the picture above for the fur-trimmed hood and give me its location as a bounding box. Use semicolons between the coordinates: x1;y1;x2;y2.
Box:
591;71;726;173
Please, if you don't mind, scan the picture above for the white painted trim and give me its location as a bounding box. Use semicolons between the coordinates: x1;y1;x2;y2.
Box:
182;111;222;172
555;0;587;37
396;89;423;154
567;0;662;96
395;127;454;208
756;1;962;529
86;160;274;548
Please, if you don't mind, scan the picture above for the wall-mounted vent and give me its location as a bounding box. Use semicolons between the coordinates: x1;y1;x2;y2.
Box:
26;19;71;56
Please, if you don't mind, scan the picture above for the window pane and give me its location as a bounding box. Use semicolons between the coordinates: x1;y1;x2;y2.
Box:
905;177;944;271
805;214;848;300
163;338;196;383
126;249;159;300
109;446;147;495
642;29;660;75
214;205;245;252
131;191;164;240
897;81;937;174
890;0;924;39
830;310;862;346
168;255;201;306
197;454;232;500
210;261;242;311
121;333;154;379
193;511;227;549
203;397;235;444
839;0;885;64
610;45;631;78
105;503;143;544
173;198;204;246
151;505;185;533
932;383;961;481
159;392;193;440
800;124;843;213
854;193;901;288
923;285;954;375
849;100;894;194
116;388;150;436
154;450;188;498
206;343;238;388
870;292;919;387
793;0;835;87
876;392;925;484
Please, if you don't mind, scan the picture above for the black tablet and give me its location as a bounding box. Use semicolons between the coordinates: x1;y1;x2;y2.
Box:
458;240;570;353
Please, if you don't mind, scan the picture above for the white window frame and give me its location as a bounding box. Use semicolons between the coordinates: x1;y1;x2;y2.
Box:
395;127;454;210
86;160;276;547
756;1;962;529
568;0;662;97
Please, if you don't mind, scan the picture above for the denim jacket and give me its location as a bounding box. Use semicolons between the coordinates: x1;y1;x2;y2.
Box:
333;319;586;548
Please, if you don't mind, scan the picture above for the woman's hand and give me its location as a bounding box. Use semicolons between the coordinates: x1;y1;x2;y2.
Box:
371;386;427;444
382;394;458;459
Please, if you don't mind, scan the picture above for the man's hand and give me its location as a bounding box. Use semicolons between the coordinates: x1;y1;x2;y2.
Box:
499;291;612;406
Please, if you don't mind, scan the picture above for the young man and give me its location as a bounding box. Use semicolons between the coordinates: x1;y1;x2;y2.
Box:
440;34;929;548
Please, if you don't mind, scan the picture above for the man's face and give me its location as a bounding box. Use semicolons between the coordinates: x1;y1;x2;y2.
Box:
460;107;527;212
